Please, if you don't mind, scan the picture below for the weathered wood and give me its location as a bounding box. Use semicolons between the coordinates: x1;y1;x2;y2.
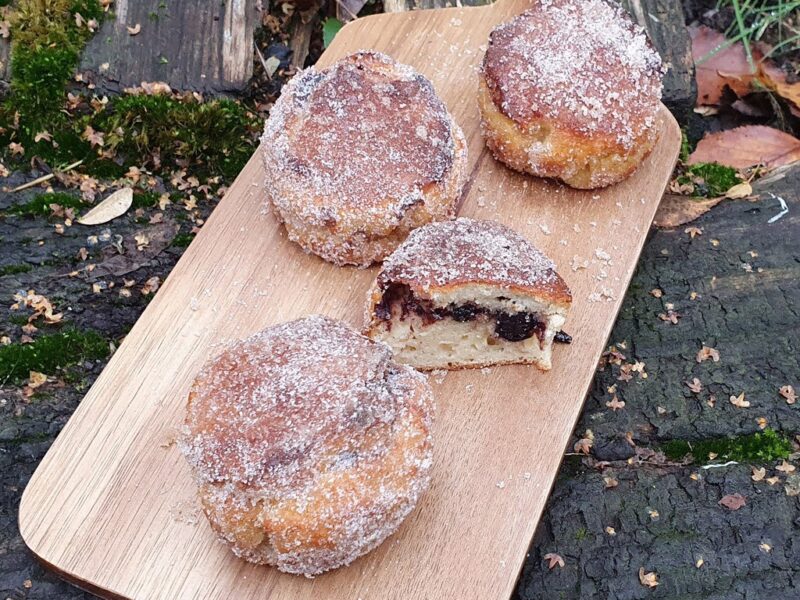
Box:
79;0;257;95
621;0;697;122
384;0;492;11
0;37;9;85
18;2;681;599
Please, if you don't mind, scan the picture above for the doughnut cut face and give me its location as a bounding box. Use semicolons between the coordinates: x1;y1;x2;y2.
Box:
262;51;468;267
364;218;572;370
179;316;434;576
479;0;664;189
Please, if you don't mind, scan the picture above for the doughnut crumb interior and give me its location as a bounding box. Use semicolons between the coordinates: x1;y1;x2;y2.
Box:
261;51;468;267
179;315;434;576
479;0;665;189
364;218;572;370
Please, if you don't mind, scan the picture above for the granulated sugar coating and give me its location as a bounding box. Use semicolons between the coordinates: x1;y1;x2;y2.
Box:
179;315;434;576
482;0;663;147
379;217;571;305
261;51;468;267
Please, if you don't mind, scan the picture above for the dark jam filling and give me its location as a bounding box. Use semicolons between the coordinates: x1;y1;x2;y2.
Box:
375;283;550;344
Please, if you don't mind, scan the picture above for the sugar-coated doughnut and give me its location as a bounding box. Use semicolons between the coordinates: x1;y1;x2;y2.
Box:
364;217;572;371
479;0;664;189
180;315;434;576
261;51;468;267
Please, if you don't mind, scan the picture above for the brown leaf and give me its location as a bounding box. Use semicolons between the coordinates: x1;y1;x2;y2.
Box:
779;385;797;405
573;430;594;455
688;126;800;170
686;378;703;393
82;125;105;148
690;25;756;105
751;466;766;482
638;567;659;588
650;288;663;298
606;396;625;411
603;476;619;489
141;276;161;296
127;23;141;35
543;553;565;569
776;460;796;474
653;194;723;228
719;493;746;510
759;56;800;115
696;346;720;363
729;392;750;408
685;226;703;238
766;476;781;486
756;417;768;430
28;371;47;389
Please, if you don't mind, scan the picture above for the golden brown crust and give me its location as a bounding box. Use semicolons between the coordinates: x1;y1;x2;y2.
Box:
478;0;664;188
262;51;468;266
373;217;572;307
180;316;434;576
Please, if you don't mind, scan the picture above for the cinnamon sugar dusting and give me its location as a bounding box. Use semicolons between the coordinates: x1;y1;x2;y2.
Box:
262;51;466;228
380;217;571;303
180;315;434;576
482;0;664;147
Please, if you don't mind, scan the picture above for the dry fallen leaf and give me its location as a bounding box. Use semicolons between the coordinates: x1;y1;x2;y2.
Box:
687;378;703;393
696;345;720;363
650;288;663;298
759;542;772;553
28;371;47;389
690;25;756;105
141;276;161;295
83;124;105;148
724;181;752;199
77;188;133;225
766;476;781;486
756;417;768;430
573;430;594;455
605;526;616;536
638;568;659;588
685;226;703;238
780;385;797;405
751;466;766;482
729;392;750;408
688;126;800;170
606;396;625;411
127;23;141;35
719;493;746;510
696;557;704;568
776;460;796;474
543;553;565;570
653;194;723;228
603;476;619;489
135;232;150;251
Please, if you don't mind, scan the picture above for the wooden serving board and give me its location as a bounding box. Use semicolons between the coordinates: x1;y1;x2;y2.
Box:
19;1;681;598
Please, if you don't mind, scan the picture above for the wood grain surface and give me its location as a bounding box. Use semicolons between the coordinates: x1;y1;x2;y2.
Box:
79;0;256;94
19;1;682;598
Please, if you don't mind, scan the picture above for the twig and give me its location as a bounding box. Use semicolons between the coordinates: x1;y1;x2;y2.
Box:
11;159;85;193
253;42;271;79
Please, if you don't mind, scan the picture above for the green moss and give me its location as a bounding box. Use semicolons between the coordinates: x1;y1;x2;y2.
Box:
678;163;740;197
575;527;588;541
5;191;88;217
661;429;793;464
0;263;33;276
97;95;259;180
132;191;161;209
2;0;103;154
170;232;195;248
0;328;109;381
